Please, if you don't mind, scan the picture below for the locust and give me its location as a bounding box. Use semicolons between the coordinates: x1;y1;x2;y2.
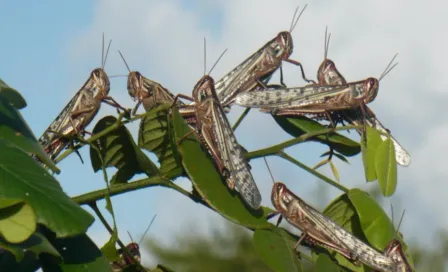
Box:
176;73;262;209
316;28;410;166
271;182;397;271
235;56;397;136
111;215;157;272
37;36;127;162
212;5;313;109
382;239;414;272
118;51;197;123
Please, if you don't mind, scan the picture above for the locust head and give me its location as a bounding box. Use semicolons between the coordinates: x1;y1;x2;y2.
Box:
364;77;379;104
192;75;216;103
317;59;347;86
91;68;110;96
120;242;141;265
273;31;294;60
384;240;412;271
127;71;147;102
271;182;294;214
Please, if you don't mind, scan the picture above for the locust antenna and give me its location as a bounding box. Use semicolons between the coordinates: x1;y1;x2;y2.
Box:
103;39;112;69
109;75;128;78
324;27;331;60
118;50;132;72
138;214;157;244
101;33;104;69
379;53;399;81
263;157;276;184
395;209;406;239
290;4;307;33
390;204;395;226
203;37;207;76
127;231;135;244
208;49;227;76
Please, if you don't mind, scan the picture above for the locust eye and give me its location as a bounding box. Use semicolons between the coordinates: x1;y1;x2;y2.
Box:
199;90;207;101
134;71;141;79
368;78;375;88
92;69;101;77
325;60;335;69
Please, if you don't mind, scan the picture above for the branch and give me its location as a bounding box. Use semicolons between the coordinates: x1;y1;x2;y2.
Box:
245;125;361;160
232;108;251;131
72;175;205;206
53;111;150;164
278;151;349;193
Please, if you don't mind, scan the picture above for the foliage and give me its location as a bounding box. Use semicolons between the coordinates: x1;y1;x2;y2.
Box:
0;68;426;272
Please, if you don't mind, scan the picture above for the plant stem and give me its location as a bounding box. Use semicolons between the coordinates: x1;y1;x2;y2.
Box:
245;125;361;160
54;111;148;164
72;175;203;205
89;202;147;271
278;151;349;193
232;108;251;131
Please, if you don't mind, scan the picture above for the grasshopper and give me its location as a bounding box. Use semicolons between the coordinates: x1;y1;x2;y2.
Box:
316;28;410;166
118;51;197;123
37;36;127;162
176;70;262;209
271;182;397;271
382;239;414;272
234;34;398;127
111;215;157;272
213;5;313;109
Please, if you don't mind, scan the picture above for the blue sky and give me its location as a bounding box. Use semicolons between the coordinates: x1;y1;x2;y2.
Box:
1;0;448;268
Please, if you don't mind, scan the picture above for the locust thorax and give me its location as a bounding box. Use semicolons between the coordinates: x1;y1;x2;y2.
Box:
317;59;347;86
364;77;379;104
192;75;216;103
91;68;110;96
273;31;294;60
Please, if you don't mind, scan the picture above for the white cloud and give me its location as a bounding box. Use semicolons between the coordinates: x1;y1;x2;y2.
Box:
68;0;448;263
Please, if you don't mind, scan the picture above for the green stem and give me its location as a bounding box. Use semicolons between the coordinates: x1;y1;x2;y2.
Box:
89;202;147;271
278;151;349;193
54;111;148;164
245;125;361;160
73;176;201;205
232;108;251;131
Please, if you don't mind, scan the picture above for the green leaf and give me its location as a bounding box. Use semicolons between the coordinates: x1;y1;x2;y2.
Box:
0;199;36;243
0;230;60;262
348;189;395;250
0;250;40;272
329;161;340;182
172;108;272;229
273;115;360;156
321;193;368;272
374;138;397;196
361;127;382;181
253;228;302;272
0;140;94;237
315;254;341;272
39;229;112;272
333;153;349;164
100;232;119;262
138;104;184;177
0;96;59;173
0;78;27;109
312;158;330;170
90;115;159;184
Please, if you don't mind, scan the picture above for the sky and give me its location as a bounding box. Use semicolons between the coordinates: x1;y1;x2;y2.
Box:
1;0;447;268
